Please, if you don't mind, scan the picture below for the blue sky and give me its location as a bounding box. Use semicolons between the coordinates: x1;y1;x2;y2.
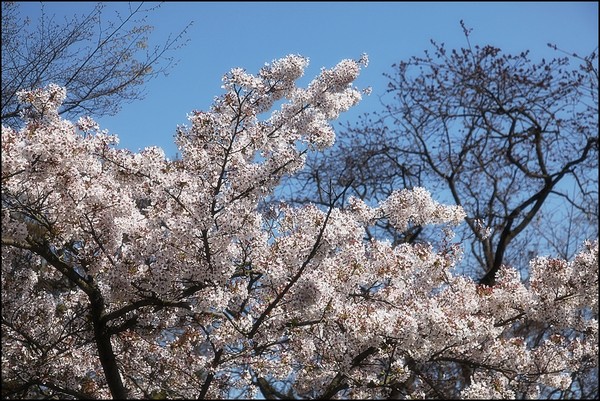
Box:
19;1;599;158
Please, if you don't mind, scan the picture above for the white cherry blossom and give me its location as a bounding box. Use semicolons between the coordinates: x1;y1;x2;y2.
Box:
1;55;597;400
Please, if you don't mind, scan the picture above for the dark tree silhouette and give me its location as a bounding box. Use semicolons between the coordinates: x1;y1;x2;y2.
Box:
289;23;599;285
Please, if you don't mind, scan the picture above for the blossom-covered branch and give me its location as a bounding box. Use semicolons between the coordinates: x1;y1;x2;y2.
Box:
2;54;597;399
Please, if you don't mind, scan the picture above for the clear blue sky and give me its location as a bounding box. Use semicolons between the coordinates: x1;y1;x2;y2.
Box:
18;1;599;158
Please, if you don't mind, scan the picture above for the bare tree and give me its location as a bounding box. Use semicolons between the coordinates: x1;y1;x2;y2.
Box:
285;32;599;396
289;23;599;285
1;1;191;128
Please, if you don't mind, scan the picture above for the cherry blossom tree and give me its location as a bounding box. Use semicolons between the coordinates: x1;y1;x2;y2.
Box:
2;55;598;399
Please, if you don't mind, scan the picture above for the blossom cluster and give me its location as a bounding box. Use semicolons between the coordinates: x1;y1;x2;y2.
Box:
1;55;597;400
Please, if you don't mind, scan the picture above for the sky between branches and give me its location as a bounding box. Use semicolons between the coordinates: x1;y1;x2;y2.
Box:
18;1;599;158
